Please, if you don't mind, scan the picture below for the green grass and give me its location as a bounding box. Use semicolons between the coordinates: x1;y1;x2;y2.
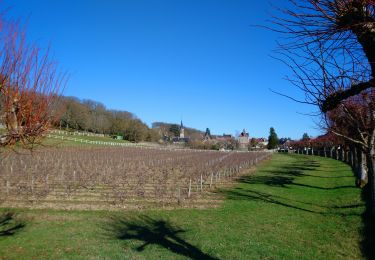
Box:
44;130;131;147
51;132;130;143
0;154;367;259
0;130;128;150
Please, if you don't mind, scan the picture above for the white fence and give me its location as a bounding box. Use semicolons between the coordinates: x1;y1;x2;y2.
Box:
47;134;146;147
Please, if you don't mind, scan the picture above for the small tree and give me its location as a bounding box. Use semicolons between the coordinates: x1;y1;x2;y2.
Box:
205;128;211;138
302;133;310;141
169;124;180;137
249;138;260;150
267;127;279;150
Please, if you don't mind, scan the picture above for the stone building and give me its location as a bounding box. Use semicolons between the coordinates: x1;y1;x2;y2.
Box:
238;129;250;150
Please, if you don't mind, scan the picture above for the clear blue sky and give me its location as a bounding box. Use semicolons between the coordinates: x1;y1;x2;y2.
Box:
4;0;322;139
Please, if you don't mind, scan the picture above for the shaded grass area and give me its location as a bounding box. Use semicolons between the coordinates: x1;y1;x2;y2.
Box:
106;215;219;260
360;184;375;259
0;154;367;259
0;212;25;237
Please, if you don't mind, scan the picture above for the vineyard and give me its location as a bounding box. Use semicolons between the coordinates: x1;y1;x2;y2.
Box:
0;147;270;210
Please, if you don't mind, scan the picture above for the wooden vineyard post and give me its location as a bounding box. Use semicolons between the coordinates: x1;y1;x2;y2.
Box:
200;174;203;192
31;175;35;195
6;180;9;195
188;179;192;198
177;187;181;205
210;173;213;188
8;166;13;196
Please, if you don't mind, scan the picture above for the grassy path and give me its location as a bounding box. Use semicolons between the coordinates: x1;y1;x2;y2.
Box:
0;154;366;259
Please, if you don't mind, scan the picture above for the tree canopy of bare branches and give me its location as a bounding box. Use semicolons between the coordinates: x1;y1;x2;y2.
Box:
273;0;374;109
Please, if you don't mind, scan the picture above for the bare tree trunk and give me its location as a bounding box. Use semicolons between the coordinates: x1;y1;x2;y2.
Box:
367;151;375;216
353;146;358;170
358;151;368;188
366;112;375;216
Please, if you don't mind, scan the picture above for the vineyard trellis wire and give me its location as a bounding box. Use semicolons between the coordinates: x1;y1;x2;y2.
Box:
0;146;271;210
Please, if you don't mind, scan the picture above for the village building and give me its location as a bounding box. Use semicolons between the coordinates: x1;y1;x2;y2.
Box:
238;129;250;150
215;134;233;142
252;137;268;149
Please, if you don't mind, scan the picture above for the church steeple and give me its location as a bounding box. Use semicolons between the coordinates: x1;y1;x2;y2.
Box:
180;120;185;138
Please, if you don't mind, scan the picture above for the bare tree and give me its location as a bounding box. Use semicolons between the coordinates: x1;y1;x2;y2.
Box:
0;15;65;149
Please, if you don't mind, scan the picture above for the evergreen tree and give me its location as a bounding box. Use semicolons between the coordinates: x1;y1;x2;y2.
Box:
205;128;211;138
267;127;279;150
302;133;310;141
169;124;180;137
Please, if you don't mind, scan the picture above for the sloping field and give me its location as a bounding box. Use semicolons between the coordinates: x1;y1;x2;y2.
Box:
0;154;368;259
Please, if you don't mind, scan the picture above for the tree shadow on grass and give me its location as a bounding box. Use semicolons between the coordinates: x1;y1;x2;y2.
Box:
105;215;218;260
238;175;355;190
360;186;375;259
224;188;362;217
222;156;361;216
0;211;25;237
284;159;320;170
266;169;350;179
225;188;321;214
237;175;294;188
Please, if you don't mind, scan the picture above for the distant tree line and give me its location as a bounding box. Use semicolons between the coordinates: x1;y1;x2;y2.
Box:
152;122;204;140
51;97;259;150
56;96;160;142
